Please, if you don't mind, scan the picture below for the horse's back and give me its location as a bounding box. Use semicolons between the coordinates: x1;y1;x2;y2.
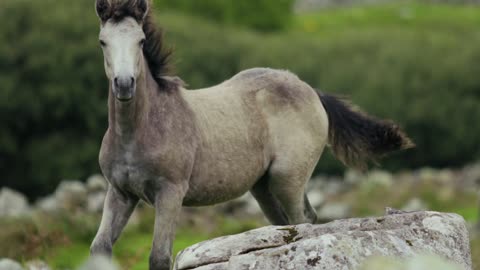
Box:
227;68;328;138
227;68;322;110
238;68;329;169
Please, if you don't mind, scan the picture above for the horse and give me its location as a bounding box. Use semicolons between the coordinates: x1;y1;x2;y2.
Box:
90;0;413;269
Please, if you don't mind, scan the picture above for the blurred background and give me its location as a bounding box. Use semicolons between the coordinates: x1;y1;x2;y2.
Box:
0;0;479;269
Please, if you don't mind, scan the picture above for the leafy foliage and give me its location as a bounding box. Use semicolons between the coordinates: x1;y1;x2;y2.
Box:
0;0;107;197
1;0;480;197
155;0;294;31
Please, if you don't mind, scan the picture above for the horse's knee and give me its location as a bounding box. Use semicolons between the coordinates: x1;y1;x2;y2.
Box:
149;254;172;270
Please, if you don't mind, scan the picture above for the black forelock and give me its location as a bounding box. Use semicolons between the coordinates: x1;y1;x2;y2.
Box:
98;0;175;90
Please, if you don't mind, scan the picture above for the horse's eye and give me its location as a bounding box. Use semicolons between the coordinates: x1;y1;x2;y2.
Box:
140;39;146;47
99;40;106;47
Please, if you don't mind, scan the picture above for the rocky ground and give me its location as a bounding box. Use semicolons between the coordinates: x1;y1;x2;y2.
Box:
0;162;479;269
174;211;471;270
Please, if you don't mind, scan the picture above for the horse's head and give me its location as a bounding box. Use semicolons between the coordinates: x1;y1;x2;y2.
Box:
96;0;149;102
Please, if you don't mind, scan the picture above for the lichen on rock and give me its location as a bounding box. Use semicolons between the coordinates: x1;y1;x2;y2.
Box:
173;210;472;270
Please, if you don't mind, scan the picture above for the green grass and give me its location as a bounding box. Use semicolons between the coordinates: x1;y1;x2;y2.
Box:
293;1;480;35
342;179;479;222
0;210;262;270
45;229;210;270
472;236;480;270
49;244;90;269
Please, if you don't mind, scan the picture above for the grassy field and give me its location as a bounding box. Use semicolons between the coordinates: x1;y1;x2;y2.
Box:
0;209;264;269
1;176;477;269
293;2;480;34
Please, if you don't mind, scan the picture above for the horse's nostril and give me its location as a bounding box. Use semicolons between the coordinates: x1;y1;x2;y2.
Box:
114;77;135;90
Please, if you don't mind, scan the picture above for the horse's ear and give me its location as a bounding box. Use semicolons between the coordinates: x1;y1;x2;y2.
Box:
136;0;149;21
96;0;111;22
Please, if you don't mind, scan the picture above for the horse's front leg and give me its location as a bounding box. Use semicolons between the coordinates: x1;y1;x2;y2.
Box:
90;184;138;256
149;181;187;270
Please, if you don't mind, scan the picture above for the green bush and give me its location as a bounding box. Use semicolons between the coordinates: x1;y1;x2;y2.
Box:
155;0;294;31
164;15;480;172
1;0;479;198
0;0;106;197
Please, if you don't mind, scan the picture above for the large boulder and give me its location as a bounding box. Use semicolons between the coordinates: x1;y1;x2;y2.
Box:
316;202;351;222
0;188;30;218
36;180;87;212
86;174;108;213
173;210;472;270
86;174;107;193
25;260;50;270
0;259;24;270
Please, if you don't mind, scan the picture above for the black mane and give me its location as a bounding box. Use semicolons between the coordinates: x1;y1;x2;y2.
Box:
142;12;173;89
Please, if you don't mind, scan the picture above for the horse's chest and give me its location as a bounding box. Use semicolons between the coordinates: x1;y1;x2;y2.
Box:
111;156;143;185
101;148;150;193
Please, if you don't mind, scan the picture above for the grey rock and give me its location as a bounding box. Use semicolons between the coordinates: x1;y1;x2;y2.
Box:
86;175;107;193
37;178;105;213
174;211;472;270
35;196;58;212
402;198;427;212
308;177;346;196
55;180;88;211
0;259;24;270
317;202;350;221
25;260;51;270
417;167;439;183
436;169;455;185
217;193;261;216
77;256;119;270
344;169;363;186
460;163;480;190
323;180;346;195
87;192;106;213
306;190;325;209
242;193;262;216
362;170;394;188
0;188;30;218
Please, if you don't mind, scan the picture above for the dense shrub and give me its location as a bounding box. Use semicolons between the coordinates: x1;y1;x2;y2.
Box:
164;16;480;172
0;0;106;197
1;0;479;198
155;0;294;31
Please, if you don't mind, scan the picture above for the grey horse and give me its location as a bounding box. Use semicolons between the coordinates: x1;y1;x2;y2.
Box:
90;0;413;269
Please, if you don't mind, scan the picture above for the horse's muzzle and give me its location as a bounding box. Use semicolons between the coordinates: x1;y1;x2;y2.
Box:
113;76;135;101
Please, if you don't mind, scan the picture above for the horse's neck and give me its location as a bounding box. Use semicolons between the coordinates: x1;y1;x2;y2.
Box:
107;67;153;140
107;66;188;144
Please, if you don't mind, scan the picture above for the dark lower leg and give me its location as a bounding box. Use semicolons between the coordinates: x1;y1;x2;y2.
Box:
250;176;289;225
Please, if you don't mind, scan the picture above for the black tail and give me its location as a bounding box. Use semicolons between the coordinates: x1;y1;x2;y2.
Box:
318;92;414;170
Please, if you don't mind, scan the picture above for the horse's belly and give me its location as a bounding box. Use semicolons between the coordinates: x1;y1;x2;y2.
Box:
183;155;267;206
183;176;257;206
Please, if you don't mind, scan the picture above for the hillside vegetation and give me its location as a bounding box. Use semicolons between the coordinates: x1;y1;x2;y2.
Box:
1;0;479;198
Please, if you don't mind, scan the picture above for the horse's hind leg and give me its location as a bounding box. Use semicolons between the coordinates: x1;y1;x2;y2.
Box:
267;148;323;225
250;174;289;225
303;193;318;223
